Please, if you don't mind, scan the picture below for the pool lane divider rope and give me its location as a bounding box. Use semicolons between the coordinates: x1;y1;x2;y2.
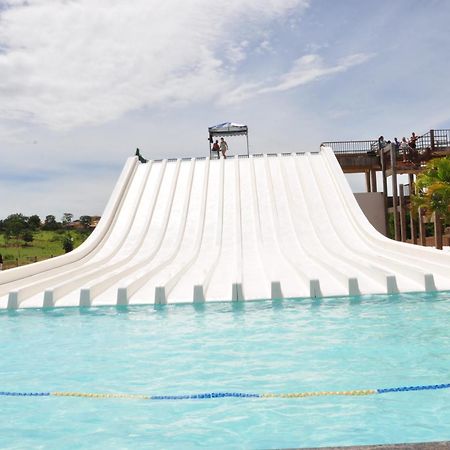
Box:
1;383;450;400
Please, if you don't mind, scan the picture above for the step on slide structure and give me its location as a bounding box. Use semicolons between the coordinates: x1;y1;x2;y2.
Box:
1;148;450;309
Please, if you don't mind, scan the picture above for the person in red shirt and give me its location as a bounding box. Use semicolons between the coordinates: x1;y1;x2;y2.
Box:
212;140;220;158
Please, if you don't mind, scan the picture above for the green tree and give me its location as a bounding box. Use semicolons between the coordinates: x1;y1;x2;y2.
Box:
27;214;41;231
22;230;34;246
79;215;92;229
413;157;450;224
62;235;74;253
3;213;27;240
2;213;28;260
62;212;74;227
42;214;60;230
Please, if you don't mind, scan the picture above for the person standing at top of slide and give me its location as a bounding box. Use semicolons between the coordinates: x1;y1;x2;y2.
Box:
220;137;228;159
212;140;220;158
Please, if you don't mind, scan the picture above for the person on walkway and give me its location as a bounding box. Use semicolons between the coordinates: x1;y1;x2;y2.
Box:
219;137;228;159
378;135;387;151
409;132;418;150
400;137;411;162
212;140;220;158
0;254;3;271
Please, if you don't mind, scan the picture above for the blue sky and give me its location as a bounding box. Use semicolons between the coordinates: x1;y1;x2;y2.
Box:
1;0;450;219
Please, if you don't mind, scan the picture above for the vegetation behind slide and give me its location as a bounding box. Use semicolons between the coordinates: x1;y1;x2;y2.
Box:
0;213;94;270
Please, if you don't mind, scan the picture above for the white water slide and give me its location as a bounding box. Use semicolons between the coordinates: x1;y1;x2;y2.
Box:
1;148;450;309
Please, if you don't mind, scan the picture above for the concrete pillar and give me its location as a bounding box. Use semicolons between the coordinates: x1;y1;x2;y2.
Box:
408;174;417;244
434;212;443;250
380;149;389;236
365;171;371;193
419;208;426;246
399;184;407;242
390;144;400;240
370;170;377;192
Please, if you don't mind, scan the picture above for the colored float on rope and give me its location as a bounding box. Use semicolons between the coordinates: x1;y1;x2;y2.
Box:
1;383;450;401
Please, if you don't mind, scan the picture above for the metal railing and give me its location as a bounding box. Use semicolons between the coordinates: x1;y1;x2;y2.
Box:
322;130;450;156
415;129;450;150
150;152;312;163
320;140;378;155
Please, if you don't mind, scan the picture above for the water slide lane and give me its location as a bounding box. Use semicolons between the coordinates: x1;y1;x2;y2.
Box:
307;153;429;292
154;158;211;303
0;157;140;308
88;159;186;305
126;158;201;304
0;157;138;295
13;162;154;308
49;161;167;307
168;158;223;302
290;154;390;293
202;158;239;301
321;148;450;291
277;154;378;296
251;156;310;298
266;154;349;297
229;157;269;301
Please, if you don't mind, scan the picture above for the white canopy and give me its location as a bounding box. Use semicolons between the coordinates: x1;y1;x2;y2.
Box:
208;122;248;137
208;122;249;156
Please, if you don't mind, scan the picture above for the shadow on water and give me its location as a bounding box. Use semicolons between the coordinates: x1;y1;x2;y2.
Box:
192;302;206;313
1;290;449;318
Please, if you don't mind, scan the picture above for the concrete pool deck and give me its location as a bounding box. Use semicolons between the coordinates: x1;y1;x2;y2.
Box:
298;442;450;450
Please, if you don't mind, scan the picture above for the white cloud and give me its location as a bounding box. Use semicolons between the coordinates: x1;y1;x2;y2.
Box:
263;52;375;92
225;41;249;66
221;52;375;104
0;0;308;130
257;39;273;54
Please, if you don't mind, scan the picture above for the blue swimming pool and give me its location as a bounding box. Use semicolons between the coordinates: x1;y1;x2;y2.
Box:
1;292;450;449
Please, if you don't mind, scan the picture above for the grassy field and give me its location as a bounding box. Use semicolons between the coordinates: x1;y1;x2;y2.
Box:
0;230;89;269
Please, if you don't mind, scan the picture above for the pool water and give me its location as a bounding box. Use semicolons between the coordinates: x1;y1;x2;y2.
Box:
1;292;450;449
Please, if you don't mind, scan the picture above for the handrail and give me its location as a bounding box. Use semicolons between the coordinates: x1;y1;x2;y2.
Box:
320;140;377;155
322;129;450;154
415;129;450;150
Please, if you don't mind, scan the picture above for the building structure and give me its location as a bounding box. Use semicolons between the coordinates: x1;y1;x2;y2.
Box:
322;129;450;248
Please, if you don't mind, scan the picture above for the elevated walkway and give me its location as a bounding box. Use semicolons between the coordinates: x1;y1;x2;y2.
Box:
1;149;449;309
323;129;450;245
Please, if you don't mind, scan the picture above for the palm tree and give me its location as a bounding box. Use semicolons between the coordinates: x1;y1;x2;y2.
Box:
412;157;450;249
413;156;450;223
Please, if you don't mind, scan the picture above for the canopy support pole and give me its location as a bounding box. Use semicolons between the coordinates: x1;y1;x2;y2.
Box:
208;133;213;159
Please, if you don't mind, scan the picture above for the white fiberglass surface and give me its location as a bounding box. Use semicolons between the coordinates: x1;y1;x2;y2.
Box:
1;151;450;309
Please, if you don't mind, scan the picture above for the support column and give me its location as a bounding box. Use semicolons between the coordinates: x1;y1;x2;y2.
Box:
381;149;389;236
434;212;443;250
390;144;400;240
399;184;407;242
370;170;377;192
430;129;435;152
418;208;426;246
408;174;417;244
365;171;371;192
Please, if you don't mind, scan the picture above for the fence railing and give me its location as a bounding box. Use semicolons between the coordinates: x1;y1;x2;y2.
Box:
322;129;450;155
320;140;378;155
415;129;450;150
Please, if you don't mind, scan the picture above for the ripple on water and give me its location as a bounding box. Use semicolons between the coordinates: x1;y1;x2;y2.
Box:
1;292;450;449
